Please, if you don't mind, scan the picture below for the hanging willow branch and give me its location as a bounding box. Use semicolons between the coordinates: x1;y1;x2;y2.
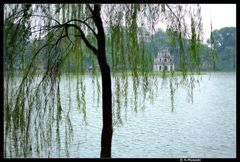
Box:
3;4;216;158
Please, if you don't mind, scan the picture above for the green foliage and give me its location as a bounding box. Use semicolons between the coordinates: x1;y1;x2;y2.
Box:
4;19;31;74
4;4;211;158
207;27;236;71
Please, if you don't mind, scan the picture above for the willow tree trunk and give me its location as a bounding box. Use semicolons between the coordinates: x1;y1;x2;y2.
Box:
98;62;113;158
92;5;113;158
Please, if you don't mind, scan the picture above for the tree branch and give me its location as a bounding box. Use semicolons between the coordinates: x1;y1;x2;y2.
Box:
165;4;182;26
65;24;98;55
65;19;97;37
4;6;30;22
31;16;98;56
31;14;61;26
86;4;94;14
65;25;74;45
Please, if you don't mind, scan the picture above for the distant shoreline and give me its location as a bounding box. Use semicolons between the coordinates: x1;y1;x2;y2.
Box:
3;70;236;78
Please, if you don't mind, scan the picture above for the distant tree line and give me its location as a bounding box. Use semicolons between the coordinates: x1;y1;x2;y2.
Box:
144;27;236;71
4;19;236;72
207;27;236;71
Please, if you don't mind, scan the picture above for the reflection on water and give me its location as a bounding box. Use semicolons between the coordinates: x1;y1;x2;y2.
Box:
5;72;236;158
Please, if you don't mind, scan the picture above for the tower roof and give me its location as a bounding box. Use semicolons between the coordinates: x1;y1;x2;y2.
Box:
154;48;174;65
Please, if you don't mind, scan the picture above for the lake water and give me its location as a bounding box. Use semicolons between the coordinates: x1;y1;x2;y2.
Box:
5;72;236;158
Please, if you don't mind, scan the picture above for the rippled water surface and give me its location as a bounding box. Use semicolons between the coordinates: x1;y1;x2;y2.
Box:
7;72;236;158
50;72;235;158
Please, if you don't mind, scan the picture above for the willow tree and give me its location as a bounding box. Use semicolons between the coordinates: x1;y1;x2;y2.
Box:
4;4;215;158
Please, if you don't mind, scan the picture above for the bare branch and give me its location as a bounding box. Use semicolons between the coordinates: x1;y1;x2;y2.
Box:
65;19;97;37
83;16;93;22
165;4;181;25
165;4;187;36
31;14;61;26
48;22;98;55
4;6;29;22
65;24;98;55
65;25;74;45
86;4;94;14
54;34;67;48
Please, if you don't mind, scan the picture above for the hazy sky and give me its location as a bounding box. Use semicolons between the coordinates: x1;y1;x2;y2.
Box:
155;4;236;43
6;4;235;43
200;4;236;43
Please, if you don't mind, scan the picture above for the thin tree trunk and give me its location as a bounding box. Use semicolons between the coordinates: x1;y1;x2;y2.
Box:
92;4;113;158
98;62;113;158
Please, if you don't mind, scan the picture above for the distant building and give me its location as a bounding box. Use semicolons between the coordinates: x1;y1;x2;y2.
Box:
153;48;174;71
